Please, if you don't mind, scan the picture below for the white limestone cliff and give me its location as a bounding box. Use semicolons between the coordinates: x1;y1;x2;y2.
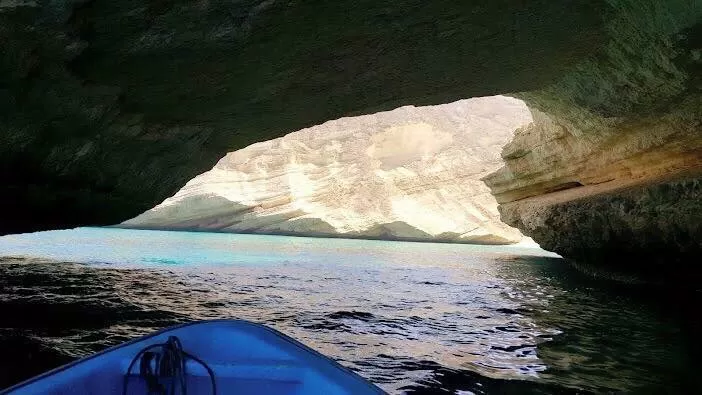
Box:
123;96;533;244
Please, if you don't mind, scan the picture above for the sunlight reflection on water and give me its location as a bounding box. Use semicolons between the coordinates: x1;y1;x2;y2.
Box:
0;228;698;393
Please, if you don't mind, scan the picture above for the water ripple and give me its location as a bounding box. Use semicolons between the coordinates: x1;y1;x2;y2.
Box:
0;230;700;393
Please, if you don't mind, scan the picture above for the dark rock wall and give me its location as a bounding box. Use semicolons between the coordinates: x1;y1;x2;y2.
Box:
1;0;603;235
499;175;702;281
2;0;702;279
483;0;702;275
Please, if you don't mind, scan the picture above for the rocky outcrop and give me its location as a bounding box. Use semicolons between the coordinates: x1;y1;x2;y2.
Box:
483;0;702;276
1;0;701;277
0;0;605;235
123;97;531;244
495;176;702;279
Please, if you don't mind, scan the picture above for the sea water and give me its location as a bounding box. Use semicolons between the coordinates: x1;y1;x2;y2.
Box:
0;228;699;393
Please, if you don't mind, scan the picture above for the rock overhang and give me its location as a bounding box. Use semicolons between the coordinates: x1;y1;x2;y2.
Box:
1;0;701;279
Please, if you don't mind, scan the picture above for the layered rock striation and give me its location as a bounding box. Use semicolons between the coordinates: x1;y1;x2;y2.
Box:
1;0;604;235
2;0;702;278
484;0;702;276
124;97;531;244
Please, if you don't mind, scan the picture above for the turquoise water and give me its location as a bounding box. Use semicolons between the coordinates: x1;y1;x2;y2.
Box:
0;227;559;268
0;228;699;393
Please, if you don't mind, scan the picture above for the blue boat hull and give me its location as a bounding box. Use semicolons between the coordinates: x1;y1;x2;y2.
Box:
3;320;385;394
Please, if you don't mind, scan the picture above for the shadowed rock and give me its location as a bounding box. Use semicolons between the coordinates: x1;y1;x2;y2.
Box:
1;0;701;277
1;0;603;235
482;2;702;277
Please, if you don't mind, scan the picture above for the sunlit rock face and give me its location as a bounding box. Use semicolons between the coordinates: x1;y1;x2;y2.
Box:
124;96;531;244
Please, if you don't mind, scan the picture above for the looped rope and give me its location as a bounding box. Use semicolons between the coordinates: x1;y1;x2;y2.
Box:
123;336;217;395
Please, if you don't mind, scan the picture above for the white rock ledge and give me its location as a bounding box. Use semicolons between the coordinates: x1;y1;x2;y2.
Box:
123;96;532;244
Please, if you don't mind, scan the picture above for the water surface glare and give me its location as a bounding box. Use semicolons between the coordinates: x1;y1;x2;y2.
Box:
0;228;699;393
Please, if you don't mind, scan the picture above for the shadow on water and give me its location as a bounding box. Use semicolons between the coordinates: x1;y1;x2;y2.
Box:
492;256;702;393
0;249;700;394
0;258;186;388
393;255;702;394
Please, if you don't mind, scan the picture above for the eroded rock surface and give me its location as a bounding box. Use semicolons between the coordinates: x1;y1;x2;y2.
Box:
483;0;702;275
497;176;701;278
0;0;604;235
2;0;702;277
123;97;530;244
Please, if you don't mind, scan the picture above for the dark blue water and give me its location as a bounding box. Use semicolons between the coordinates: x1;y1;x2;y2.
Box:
0;228;699;393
